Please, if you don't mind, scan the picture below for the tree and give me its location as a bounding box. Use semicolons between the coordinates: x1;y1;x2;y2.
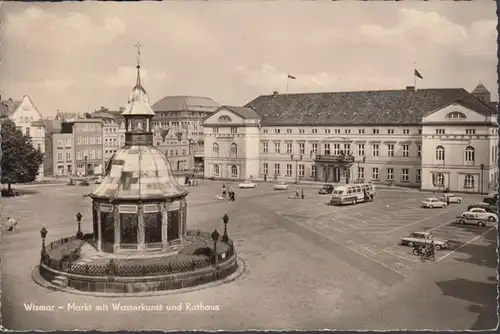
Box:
1;119;44;190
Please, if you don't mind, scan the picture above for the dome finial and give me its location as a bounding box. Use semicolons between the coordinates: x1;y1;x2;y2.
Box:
135;42;142;87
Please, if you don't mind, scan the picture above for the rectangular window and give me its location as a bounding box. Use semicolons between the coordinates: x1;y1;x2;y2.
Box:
274;142;281;154
358;167;364;180
262;163;268;176
416;169;421;183
286;128;292;134
262;141;269;153
387;129;394;134
311;142;318;155
57;140;63;148
465;129;476;135
76;151;82;160
299;129;305;134
387;168;394;181
358;129;365;134
286;142;293;154
312;129;318;134
325;129;331;134
311;165;316;177
332;143;340;156
372;167;379;180
213;127;219;134
324;143;331;155
436;129;445;135
299;142;305;155
334;129;340;134
57;153;63;162
298;165;305;177
417;144;421;158
275;128;280;134
274;164;280;177
97;150;101;159
343;143;351;155
418;129;422;134
286;164;293;176
372;144;379;156
357;144;365;156
65;152;71;160
387;144;394;157
373;129;379;134
230;127;237;134
263;128;268;133
403;129;410;134
401;168;409;182
402;144;409;157
77;136;82;145
345;129;351;134
65;138;71;146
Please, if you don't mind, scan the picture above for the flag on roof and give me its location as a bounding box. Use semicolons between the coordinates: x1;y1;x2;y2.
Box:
288;74;296;80
414;69;423;79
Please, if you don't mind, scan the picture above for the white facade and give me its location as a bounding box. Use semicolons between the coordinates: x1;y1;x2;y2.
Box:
9;96;46;180
203;101;498;194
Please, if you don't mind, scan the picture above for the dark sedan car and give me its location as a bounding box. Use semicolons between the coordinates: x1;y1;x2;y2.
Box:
318;184;335;194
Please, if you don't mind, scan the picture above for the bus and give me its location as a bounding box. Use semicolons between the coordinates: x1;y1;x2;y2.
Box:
329;183;376;205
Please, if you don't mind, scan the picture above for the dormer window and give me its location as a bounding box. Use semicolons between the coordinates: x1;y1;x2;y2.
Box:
445;111;466;119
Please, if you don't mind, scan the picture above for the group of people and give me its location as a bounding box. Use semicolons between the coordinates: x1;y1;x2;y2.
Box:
290;189;305;200
220;183;235;202
1;214;18;232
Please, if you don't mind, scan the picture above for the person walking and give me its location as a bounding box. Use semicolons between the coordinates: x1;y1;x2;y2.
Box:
6;217;18;232
301;188;305;200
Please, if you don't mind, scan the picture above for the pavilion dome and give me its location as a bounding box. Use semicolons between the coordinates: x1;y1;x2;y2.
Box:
90;145;188;201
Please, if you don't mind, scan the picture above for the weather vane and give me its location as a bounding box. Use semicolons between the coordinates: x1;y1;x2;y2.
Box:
135;42;142;67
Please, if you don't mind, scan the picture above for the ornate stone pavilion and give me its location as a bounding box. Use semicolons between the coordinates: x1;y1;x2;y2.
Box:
89;60;189;254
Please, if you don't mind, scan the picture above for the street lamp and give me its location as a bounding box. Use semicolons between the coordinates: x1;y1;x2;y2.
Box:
40;227;48;255
211;229;220;252
290;154;303;184
76;212;83;239
84;155;88;177
480;164;485;195
222;214;229;243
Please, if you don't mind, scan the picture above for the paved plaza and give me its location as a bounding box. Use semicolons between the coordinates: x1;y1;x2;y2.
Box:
1;181;497;330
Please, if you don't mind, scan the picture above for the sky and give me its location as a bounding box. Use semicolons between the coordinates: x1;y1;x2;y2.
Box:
0;1;497;118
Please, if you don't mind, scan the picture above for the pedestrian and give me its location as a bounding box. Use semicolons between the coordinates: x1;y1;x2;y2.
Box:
301;188;305;200
229;191;235;202
446;196;450;206
6;216;18;232
264;174;267;182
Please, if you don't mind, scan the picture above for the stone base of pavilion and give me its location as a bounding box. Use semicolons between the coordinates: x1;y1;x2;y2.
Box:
34;230;240;295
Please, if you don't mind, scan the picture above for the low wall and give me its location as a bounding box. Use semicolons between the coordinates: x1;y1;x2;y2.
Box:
39;254;238;293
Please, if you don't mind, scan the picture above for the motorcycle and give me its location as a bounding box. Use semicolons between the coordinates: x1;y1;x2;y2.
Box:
412;245;435;262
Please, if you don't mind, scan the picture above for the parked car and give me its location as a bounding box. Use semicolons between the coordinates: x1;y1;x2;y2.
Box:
468;203;497;214
437;193;463;204
420;197;447;208
483;193;498;205
318;184;335;194
401;232;448;250
238;180;257;189
454;215;488;227
274;182;289;190
461;208;498;222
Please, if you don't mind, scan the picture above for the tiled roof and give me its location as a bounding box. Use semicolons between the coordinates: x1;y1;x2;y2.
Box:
245;88;497;125
152;96;220;114
0;99;21;117
220;106;260;120
43;119;62;133
90;145;188;201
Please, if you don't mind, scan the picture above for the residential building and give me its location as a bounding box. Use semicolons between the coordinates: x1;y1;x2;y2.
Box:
43;119;63;176
203;83;498;193
89;108;122;162
151;96;220;172
52;131;74;176
1;95;46;180
73;119;104;176
153;129;192;171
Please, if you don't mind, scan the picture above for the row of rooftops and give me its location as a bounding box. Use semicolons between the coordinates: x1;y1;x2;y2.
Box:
2;83;497;130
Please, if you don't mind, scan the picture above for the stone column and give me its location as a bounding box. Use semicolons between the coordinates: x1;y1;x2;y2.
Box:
179;200;185;248
96;202;103;252
161;202;168;251
137;204;145;251
113;205;120;253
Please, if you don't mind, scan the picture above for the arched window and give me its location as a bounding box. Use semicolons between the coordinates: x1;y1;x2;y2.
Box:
465;146;475;162
231;165;238;177
464;174;475;188
445;111;466;119
213;143;219;157
230;143;238;157
218;115;232;122
433;173;445;186
436;146;445;161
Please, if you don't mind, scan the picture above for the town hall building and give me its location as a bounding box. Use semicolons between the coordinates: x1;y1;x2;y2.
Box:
202;83;498;193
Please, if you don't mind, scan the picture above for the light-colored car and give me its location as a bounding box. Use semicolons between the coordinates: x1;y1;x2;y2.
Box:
238;180;257;189
401;232;448;250
438;194;463;204
420;197;447;208
274;182;289;190
461;208;498;222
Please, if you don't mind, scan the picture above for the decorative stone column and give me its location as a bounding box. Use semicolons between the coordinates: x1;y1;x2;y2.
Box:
179;200;185;248
161;202;168;251
113;205;120;253
137;204;145;251
96;202;103;252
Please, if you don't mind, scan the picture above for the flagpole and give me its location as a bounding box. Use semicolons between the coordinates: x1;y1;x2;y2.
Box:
286;76;289;95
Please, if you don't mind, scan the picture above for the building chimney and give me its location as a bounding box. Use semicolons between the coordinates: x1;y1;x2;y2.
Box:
272;91;279;96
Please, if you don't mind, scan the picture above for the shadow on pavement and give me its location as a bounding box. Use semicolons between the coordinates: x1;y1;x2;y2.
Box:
450;228;497;269
436;277;498;330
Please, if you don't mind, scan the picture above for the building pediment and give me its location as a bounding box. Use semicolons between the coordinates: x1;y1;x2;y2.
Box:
422;102;490;124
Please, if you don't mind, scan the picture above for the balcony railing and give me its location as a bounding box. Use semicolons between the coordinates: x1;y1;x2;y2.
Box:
315;153;355;163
